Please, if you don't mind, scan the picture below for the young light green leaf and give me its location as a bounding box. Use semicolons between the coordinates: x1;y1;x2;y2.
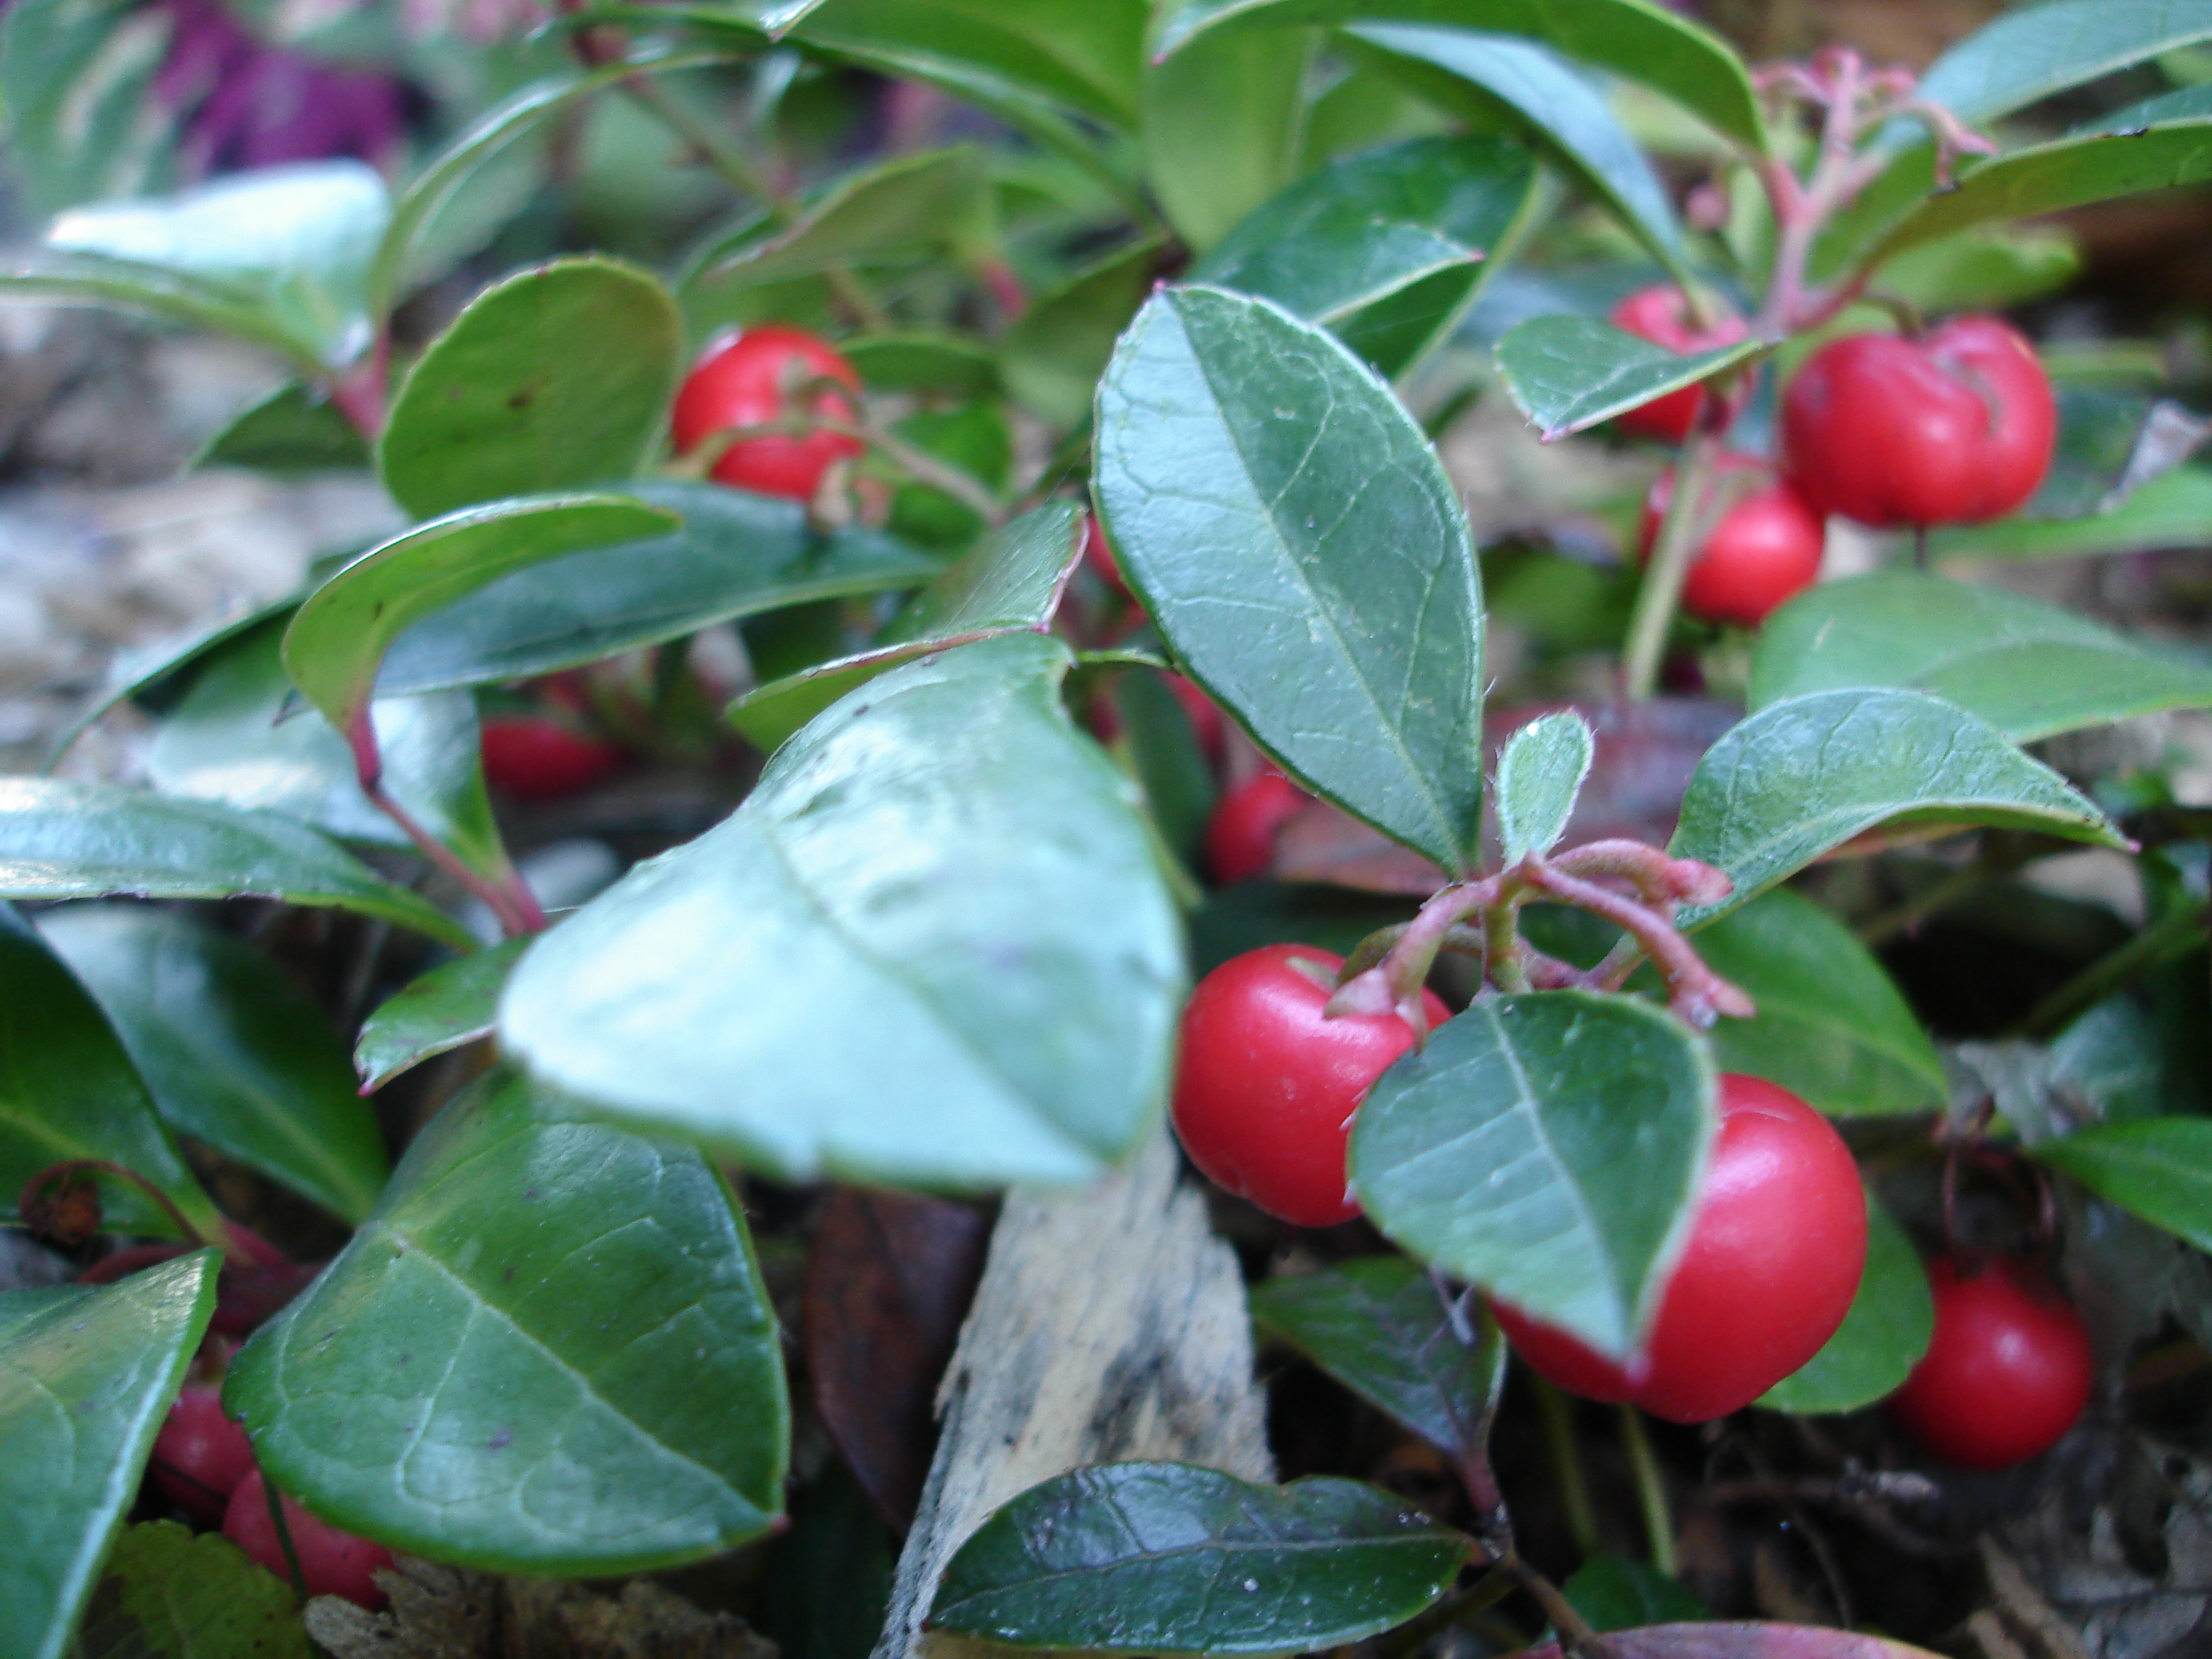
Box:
191;382;370;475
38;906;388;1225
1193;132;1535;377
1495;314;1766;440
1495;710;1593;863
1149;0;1767;151
280;494;679;734
1250;1256;1504;1462
355;938;529;1092
1142;24;1315;253
377;481;936;698
692;148;991;291
0;1254;219;1659
0;904;222;1242
1910;0;2212;134
0;779;472;946
2036;1116;2212;1253
76;1521;315;1659
226;1074;786;1573
1753;573;2212;742
1352;992;1717;1362
1094;285;1484;872
1346;27;1687;286
1001;238;1164;426
378;258;681;520
1759;1192;1933;1415
927;1463;1467;1653
727;500;1083;753
505;633;1181;1187
1668;689;2126;929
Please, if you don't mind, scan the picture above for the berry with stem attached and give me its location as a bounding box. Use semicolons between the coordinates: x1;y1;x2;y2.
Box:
1609;286;1750;444
1639;453;1825;626
225;1469;395;1609
1889;1254;2093;1467
673;325;863;500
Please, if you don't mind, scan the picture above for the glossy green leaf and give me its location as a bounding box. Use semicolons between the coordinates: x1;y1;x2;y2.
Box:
845;331;1001;396
1563;1555;1708;1632
1094;285;1485;872
1911;0;2212;133
1347;27;1686;284
0;1254;219;1659
378;258;680;521
192;383;370;475
39;906;387;1225
1352;992;1717;1362
2036;1116;2212;1252
1496;710;1593;863
1250;1256;1503;1460
42;161;388;369
1143;24;1315;253
1110;665;1219;868
1930;466;2212;563
377;482;937;698
505;633;1182;1187
1001;238;1165;427
1759;1192;1933;1414
1668;690;2125;929
927;1463;1467;1653
0;904;220;1242
0;779;470;946
1150;0;1767;151
76;1522;315;1659
145;616;500;873
693;148;991;291
356;939;529;1092
1667;889;1945;1118
43;598;299;771
727;501;1081;753
1495;315;1766;441
1194;133;1534;377
1753;574;2212;742
281;494;678;734
226;1074;786;1573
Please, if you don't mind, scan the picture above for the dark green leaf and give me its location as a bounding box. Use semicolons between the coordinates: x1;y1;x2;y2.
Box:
225;1074;787;1574
504;633;1181;1187
1250;1256;1503;1460
38;906;388;1225
378;258;680;521
76;1521;315;1659
281;494;678;733
1352;992;1717;1362
2036;1116;2212;1252
378;482;937;698
844;332;1001;395
692;148;991;292
1143;25;1316;253
1190;882;1417;977
1759;1191;1932;1414
0;1253;219;1659
1346;27;1686;284
0;904;221;1242
1001;238;1165;426
927;1463;1466;1653
192;383;370;475
1496;710;1593;863
1563;1555;1708;1632
1910;0;2212;133
1930;466;2212;562
1495;315;1766;441
1668;690;2125;929
1095;285;1484;872
355;940;529;1092
1110;665;1219;868
1150;0;1767;151
1194;133;1534;377
0;779;470;945
726;502;1080;753
1753;574;2212;742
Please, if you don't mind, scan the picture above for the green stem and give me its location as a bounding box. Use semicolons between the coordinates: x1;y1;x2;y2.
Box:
1854;865;1985;946
262;1473;310;1605
1621;432;1722;701
2012;900;2209;1038
1534;1378;1601;1559
1619;1406;1678;1578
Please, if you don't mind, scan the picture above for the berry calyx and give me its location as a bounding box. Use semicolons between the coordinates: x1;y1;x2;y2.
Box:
224;1469;395;1609
1889;1254;2093;1468
1639;454;1825;627
480;715;623;800
1205;771;1307;884
1609;286;1751;444
1172;943;1449;1228
1493;1074;1866;1423
153;1384;256;1524
672;325;864;500
1781;315;2056;529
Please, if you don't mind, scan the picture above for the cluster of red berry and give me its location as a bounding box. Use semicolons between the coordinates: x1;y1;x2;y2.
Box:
1613;286;2058;625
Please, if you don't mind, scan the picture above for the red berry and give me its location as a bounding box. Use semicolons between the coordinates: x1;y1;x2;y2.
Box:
1781;316;2055;529
224;1469;394;1609
153;1385;256;1523
672;325;863;500
1493;1074;1866;1423
1205;772;1306;884
1638;453;1825;627
480;715;622;800
1084;513;1130;598
1172;944;1449;1227
1609;285;1750;443
1889;1256;2093;1468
